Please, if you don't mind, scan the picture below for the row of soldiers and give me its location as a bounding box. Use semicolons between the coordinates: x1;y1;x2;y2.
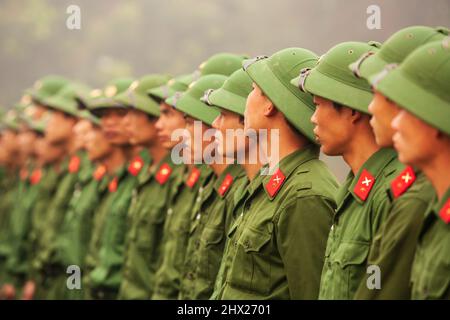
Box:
0;25;449;300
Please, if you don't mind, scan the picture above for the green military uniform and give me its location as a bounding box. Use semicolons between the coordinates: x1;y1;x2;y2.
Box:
2;105;50;291
411;189;450;299
150;74;226;300
318;148;402;299
88;150;149;299
31;84;94;299
27;165;62;298
152;164;214;300
178;69;253;300
119;155;184;299
371;39;450;299
0;171;20;284
216;148;338;300
0;112;21;281
81;78;135;299
355;170;435;299
179;164;246;300
113;74;190;300
349;26;447;300
211;172;263;300
31;154;84;298
45;145;108;300
83;167;125;299
215;49;339;300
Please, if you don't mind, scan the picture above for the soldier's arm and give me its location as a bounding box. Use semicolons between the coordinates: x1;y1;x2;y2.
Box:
276;195;334;299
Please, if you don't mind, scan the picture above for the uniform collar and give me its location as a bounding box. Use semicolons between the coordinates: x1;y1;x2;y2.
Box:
339;147;397;207
214;164;245;197
133;149;153;185
261;145;320;200
432;187;450;223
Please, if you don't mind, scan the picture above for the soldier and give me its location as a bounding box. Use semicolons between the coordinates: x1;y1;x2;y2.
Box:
374;39;450;299
169;72;247;300
1;111;51;300
177;69;252;300
43;109;110;300
0;110;21;295
113;74;191;300
26;83;96;299
216;48;339;300
151;75;227;300
85;78;153;299
292;41;408;299
349;26;447;299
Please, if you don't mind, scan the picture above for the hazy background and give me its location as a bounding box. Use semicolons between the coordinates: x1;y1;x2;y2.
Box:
1;0;449;181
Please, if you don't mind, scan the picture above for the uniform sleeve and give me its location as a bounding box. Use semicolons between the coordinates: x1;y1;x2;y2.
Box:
354;197;428;299
276;195;335;299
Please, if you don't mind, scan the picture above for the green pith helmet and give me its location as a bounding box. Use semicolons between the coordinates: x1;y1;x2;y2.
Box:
293;41;381;114
147;73;195;103
204;69;253;116
77;110;100;125
87;78;134;113
244;48;319;143
372;38;450;136
41;82;91;117
350;26;449;80
26;75;71;103
198;53;248;76
166;74;227;126
1;109;20;131
21;111;51;134
14;93;33;111
114;74;171;117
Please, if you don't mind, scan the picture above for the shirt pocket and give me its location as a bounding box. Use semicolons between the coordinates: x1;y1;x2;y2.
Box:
228;227;272;295
136;205;166;252
198;227;225;283
331;241;370;299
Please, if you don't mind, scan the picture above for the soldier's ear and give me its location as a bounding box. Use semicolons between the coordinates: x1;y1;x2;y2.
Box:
263;101;277;117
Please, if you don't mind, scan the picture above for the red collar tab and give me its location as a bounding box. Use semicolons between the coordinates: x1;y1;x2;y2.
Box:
128;156;144;176
68;155;81;173
265;168;286;198
354;169;375;201
108;176;118;193
391;166;416;199
30;169;42;185
439;199;450;224
155;163;172;185
218;174;234;197
186;167;201;188
93;164;107;181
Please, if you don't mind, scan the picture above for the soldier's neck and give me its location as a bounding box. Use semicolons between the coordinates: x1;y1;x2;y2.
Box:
103;147;127;174
148;143;167;169
266;126;309;170
421;149;450;200
342;125;380;175
210;162;228;176
242;142;262;180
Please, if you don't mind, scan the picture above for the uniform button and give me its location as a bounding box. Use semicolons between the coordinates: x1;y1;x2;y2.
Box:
244;240;250;249
196;196;202;203
196;213;201;220
167;208;173;215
